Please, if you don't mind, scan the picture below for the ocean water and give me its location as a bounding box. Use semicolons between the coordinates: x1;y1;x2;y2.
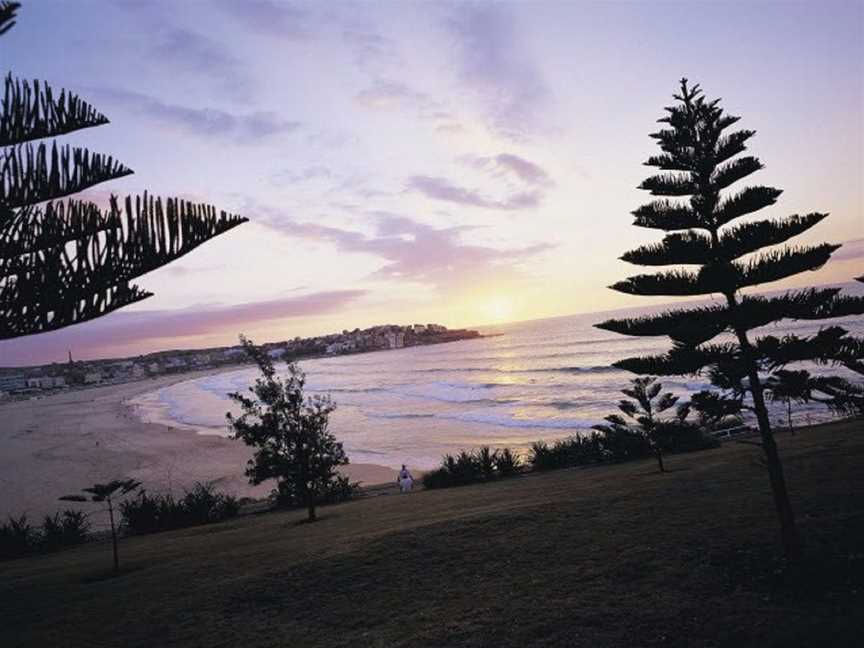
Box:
130;300;863;471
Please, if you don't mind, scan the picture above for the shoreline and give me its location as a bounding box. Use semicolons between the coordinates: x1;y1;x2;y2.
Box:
0;370;398;522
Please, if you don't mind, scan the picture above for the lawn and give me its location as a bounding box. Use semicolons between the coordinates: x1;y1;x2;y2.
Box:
1;419;862;647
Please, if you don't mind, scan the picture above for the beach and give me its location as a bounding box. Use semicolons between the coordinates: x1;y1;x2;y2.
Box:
0;372;397;522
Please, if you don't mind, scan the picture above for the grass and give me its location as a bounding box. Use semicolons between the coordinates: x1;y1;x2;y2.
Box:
1;418;862;647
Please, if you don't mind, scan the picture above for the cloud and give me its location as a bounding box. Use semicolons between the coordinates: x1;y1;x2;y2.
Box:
283;212;554;289
461;153;553;187
355;79;433;111
407;175;542;210
92;87;300;141
0;290;366;366
152;27;255;95
342;29;399;67
215;0;311;38
445;4;549;139
832;238;864;262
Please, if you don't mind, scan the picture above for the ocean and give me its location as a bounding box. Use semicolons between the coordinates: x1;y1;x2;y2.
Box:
129;291;863;471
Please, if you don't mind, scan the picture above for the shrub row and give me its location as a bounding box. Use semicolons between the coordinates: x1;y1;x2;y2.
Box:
120;482;240;535
422;447;522;489
423;423;720;489
0;510;90;561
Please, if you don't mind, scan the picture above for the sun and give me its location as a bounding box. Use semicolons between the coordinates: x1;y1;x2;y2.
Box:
485;296;515;323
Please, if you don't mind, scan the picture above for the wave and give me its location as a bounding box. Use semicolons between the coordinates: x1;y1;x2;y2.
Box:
412;365;621;376
441;411;601;430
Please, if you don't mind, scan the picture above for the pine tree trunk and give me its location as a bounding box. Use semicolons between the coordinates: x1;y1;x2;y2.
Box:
307;501;316;522
748;370;799;558
108;500;119;573
655;448;665;473
726;294;800;559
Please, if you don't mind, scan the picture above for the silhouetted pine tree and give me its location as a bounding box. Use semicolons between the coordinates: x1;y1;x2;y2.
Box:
0;3;247;339
596;79;864;557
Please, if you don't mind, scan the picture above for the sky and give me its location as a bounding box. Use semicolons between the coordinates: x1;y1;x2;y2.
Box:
1;0;862;366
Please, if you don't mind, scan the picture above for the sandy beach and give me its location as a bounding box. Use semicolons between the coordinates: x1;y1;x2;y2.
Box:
0;372;398;521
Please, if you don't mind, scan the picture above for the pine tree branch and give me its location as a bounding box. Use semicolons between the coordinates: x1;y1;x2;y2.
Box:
0;75;110;147
0;193;247;339
711;156;763;191
632;199;700;231
612;342;739;376
621;230;712;266
597;287;864;349
0;281;152;339
756;326;863;371
0;1;19;36
717;213;828;259
713;185;783;228
715;129;755;164
735;244;840;289
0;142;133;208
638;172;696;197
0;199;120;259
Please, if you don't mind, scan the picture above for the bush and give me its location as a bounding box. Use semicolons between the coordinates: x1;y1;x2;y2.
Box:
121;483;240;535
657;421;722;453
40;510;90;552
0;515;36;561
494;447;522;476
423;446;524;489
530;435;610;471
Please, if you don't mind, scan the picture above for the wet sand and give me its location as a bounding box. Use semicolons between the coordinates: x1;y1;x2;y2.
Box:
0;372;398;520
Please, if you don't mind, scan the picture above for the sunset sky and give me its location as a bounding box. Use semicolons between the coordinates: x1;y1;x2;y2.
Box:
1;0;861;365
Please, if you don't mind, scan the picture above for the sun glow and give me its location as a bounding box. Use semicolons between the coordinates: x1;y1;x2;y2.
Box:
484;296;515;323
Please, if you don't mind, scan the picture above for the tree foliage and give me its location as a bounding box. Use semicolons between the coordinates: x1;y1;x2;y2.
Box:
596;79;864;557
0;5;247;339
227;336;349;522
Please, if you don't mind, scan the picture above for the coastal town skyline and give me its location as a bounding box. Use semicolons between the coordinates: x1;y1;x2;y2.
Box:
0;0;861;365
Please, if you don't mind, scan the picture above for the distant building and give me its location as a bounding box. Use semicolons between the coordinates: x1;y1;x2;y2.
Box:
267;348;286;359
0;376;26;393
131;364;146;378
83;371;102;384
427;324;447;333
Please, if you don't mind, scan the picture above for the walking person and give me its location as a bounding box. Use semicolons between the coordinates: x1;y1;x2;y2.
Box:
397;464;414;493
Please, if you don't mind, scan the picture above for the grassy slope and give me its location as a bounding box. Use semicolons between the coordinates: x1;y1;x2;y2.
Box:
1;419;862;648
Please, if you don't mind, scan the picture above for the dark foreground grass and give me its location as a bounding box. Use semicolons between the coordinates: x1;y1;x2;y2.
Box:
1;419;862;647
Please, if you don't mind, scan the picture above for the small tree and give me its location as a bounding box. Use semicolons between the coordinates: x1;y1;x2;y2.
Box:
596;79;864;557
60;478;140;573
593;377;686;473
227;336;348;522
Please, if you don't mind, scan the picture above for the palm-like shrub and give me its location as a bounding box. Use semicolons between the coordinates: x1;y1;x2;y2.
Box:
596;79;864;556
39;510;90;552
60;478;140;573
0;3;246;339
687;390;743;432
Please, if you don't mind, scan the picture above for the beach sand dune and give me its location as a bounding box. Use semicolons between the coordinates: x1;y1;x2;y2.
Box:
0;373;397;522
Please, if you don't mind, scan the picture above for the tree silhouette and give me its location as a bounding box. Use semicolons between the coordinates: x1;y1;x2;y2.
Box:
596;79;864;557
227;336;348;522
0;3;247;339
60;478;141;574
592;376;687;473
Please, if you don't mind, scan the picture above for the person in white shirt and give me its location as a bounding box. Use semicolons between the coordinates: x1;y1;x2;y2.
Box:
397;464;414;493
